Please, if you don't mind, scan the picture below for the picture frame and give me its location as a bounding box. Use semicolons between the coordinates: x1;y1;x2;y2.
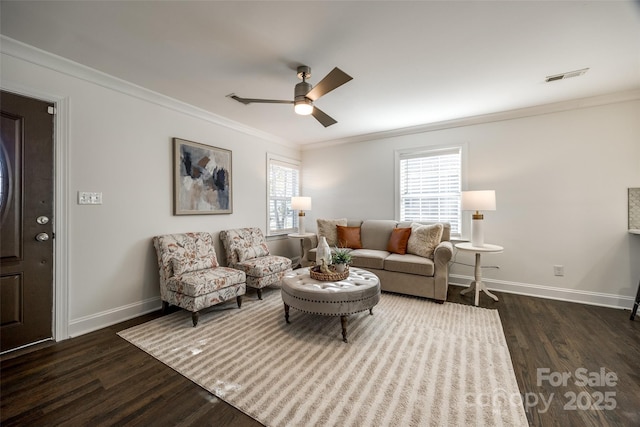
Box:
173;138;232;215
629;187;640;231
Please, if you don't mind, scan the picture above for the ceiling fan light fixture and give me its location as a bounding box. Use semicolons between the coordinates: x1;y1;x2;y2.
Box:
294;98;313;115
228;65;351;126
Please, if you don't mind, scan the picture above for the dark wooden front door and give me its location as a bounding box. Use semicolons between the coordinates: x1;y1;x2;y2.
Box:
1;91;55;353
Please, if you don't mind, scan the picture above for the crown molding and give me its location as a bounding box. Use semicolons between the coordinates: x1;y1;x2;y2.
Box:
304;88;640;151
0;36;294;148
4;35;638;152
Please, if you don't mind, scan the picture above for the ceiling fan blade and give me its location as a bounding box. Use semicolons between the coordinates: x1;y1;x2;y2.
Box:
306;67;353;101
311;106;337;127
228;94;293;105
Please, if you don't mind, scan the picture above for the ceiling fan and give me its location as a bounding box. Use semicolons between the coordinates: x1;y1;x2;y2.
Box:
228;65;353;127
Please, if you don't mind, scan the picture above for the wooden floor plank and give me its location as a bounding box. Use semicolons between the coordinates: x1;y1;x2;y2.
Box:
1;285;639;426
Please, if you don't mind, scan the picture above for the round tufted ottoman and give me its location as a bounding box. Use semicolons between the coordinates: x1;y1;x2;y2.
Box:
281;267;381;342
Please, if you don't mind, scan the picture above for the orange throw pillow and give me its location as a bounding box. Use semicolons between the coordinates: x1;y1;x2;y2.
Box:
387;227;412;254
336;225;363;249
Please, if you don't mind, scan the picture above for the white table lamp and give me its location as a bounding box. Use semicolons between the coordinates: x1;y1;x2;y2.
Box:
291;196;312;234
461;190;496;247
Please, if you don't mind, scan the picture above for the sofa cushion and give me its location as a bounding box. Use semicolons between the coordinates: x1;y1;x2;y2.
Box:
407;223;444;259
336;225;363;249
349;249;389;270
317;218;348;246
171;256;218;275
346;219;364;228
236;243;270;262
219;227;269;266
386;227;412;254
155;232;219;276
234;255;292;277
360;220;398;251
384;253;435;276
166;267;246;296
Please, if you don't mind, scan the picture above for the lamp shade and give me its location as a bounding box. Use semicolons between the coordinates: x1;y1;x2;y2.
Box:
461;190;496;211
291;196;312;211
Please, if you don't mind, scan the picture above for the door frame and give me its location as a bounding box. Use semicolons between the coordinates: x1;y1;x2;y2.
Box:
1;82;70;342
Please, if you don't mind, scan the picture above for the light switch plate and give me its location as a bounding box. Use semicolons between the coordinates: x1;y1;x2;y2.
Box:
78;191;103;205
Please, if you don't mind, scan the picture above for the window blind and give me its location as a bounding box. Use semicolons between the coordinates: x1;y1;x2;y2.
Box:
399;147;462;235
268;157;300;235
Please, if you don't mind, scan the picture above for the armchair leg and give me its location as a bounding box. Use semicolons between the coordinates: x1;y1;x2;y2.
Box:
162;301;169;314
257;288;263;300
237;295;243;308
192;311;199;327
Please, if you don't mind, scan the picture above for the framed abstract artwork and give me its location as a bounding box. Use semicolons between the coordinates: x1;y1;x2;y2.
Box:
173;138;232;215
629;187;640;231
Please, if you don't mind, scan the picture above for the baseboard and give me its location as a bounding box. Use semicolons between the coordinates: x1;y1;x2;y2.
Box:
68;297;162;338
449;274;634;310
66;277;633;338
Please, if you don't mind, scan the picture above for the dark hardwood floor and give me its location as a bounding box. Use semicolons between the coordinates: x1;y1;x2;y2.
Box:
2;286;639;426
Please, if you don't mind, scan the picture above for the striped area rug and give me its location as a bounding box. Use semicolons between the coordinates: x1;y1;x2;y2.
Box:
118;289;528;426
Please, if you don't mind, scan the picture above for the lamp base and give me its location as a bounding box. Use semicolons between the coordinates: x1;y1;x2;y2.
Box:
298;213;305;235
471;218;484;247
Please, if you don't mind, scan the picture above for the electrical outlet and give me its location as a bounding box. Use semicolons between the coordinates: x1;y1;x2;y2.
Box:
553;265;564;276
78;191;103;205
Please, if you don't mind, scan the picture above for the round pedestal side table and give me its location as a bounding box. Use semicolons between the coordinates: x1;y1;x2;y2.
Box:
455;242;504;306
287;233;315;268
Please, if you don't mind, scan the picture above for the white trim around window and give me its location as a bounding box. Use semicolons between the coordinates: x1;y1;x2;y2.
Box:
266;153;301;236
394;143;467;238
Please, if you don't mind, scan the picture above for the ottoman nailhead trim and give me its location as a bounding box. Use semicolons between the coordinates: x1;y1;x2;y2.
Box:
282;289;377;305
282;290;379;316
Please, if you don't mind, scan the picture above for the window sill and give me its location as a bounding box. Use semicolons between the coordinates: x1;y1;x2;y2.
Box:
266;234;290;242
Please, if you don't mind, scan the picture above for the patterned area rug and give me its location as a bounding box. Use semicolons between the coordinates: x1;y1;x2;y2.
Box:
118;289;528;426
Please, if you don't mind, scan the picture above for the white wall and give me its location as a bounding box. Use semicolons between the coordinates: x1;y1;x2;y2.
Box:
1;44;301;337
2;39;638;342
302;99;640;309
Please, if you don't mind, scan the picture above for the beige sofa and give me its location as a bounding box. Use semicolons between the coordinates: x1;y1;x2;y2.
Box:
301;219;453;302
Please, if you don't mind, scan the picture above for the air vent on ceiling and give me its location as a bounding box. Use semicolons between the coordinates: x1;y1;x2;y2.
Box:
545;68;589;83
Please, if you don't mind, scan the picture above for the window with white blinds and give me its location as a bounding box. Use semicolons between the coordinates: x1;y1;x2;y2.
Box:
398;146;462;236
267;154;300;236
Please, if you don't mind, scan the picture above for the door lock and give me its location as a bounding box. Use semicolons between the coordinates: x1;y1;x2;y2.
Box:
36;216;50;225
35;232;50;242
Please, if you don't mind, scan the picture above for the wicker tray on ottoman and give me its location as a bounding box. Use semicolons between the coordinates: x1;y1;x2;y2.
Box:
309;265;349;281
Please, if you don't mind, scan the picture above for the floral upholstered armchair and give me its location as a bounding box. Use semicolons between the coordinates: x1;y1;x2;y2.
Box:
219;228;292;299
153;232;246;326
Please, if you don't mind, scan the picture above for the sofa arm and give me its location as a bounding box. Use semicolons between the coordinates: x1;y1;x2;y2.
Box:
434;241;453;266
433;241;453;301
301;234;318;266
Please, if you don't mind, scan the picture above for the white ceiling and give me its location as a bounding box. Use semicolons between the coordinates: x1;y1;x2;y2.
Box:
1;1;639;146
